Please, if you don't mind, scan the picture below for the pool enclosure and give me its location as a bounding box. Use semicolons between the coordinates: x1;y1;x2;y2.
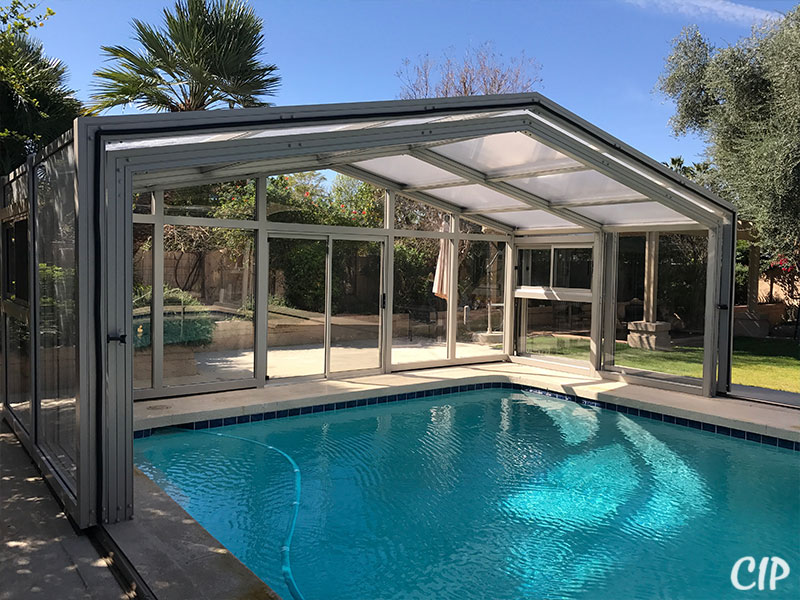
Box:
1;94;736;527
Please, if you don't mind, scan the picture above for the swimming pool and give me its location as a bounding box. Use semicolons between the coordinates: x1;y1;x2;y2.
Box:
134;388;799;599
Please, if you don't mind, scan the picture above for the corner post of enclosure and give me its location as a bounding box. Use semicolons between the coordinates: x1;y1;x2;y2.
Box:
715;218;736;394
254;177;268;385
702;225;723;397
589;231;605;371
447;214;459;360
382;190;395;373
601;232;618;370
503;237;515;357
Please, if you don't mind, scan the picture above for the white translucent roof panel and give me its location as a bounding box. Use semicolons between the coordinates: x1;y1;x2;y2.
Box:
108;110;531;152
490;210;578;230
352;155;465;188
425;185;527;212
510;170;646;204
431;132;580;177
572;202;693;225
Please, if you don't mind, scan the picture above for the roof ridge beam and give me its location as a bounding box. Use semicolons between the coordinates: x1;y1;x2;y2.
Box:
409;148;602;231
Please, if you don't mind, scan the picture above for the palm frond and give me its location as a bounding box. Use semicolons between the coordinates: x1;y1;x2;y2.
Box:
88;0;280;113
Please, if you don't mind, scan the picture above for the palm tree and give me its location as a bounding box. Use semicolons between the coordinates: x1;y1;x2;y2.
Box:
0;34;82;173
89;0;280;113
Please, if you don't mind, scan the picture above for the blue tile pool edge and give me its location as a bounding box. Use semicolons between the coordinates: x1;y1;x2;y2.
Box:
133;382;800;452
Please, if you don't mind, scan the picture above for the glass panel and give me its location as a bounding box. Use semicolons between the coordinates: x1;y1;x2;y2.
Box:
457;240;505;358
554;247;592;288
521;298;592;361
162;226;255;386
730;241;800;394
267;238;326;379
267;173;383;228
330;240;382;373
615;235;646;338
2;219;29;302
35;146;78;482
517;248;550;287
394;197;450;232
133;192;152;214
614;232;707;381
133;224;154;389
392;237;448;364
164;179;255;219
5;315;31;430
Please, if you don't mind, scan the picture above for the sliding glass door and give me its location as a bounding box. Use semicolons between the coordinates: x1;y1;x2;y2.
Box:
267;237;327;379
330;239;383;373
265;235;384;379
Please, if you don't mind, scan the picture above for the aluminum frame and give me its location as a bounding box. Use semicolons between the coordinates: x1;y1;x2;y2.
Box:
1;93;741;532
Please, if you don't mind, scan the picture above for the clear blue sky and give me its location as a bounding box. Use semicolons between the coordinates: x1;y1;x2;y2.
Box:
33;0;797;164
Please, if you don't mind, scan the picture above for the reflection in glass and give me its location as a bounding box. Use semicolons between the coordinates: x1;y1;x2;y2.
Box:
520;298;592;361
457;240;505;358
6;315;31;431
392;237;448;364
554;248;592;289
267;173;384;228
614;232;707;380
133;224;154;389
35;146;78;483
267;238;326;379
162;226;255;386
330;240;382;372
164;180;255;219
517;248;550;287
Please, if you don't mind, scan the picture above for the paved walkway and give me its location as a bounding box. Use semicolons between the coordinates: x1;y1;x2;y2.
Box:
0;421;127;600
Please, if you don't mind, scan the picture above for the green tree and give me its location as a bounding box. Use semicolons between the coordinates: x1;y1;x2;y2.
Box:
89;0;280;113
1;2;81;173
659;13;800;271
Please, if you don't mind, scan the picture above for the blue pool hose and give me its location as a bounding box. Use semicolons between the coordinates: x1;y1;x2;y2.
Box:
188;429;307;600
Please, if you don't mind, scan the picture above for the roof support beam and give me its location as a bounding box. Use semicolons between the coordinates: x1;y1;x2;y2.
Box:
549;195;650;208
333;163;513;234
408;147;602;231
486;162;590;182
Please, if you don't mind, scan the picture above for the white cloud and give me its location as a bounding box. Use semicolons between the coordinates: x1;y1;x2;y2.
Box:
623;0;782;26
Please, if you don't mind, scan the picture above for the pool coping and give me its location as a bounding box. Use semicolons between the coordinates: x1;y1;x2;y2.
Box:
134;367;800;451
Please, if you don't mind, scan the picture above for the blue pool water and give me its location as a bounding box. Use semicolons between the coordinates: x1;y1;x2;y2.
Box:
134;389;800;599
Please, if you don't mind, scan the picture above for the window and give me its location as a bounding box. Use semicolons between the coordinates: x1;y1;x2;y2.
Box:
517;245;593;290
517;248;550;286
553;247;592;289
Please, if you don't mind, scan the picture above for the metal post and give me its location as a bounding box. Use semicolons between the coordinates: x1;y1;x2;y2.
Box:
503;240;515;356
447;214;459;359
716;219;736;394
324;236;332;378
589;231;605;371
254;177;268;384
703;226;722;396
602;233;619;369
383;190;395;373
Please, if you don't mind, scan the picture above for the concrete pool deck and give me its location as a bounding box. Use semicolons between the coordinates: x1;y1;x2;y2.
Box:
0;422;127;600
134;361;800;443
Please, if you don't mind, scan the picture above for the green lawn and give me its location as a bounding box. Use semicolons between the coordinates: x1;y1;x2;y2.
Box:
526;335;800;393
